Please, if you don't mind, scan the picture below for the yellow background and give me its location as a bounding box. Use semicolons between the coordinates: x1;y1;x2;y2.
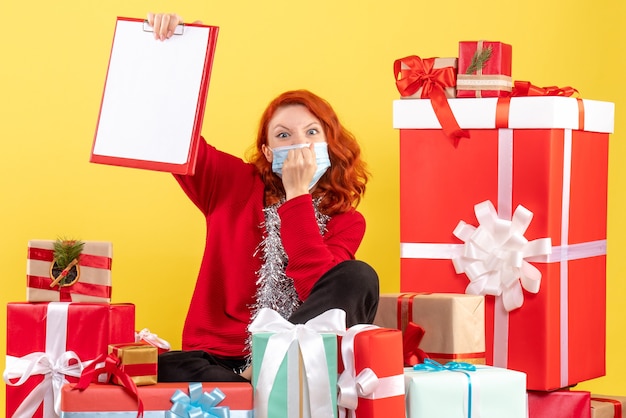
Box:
1;0;624;410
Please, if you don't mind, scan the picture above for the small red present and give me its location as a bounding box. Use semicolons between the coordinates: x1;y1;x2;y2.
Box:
337;325;405;418
456;40;512;98
26;239;113;302
4;302;135;418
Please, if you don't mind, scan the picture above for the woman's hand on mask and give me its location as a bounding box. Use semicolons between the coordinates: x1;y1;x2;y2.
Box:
281;144;317;200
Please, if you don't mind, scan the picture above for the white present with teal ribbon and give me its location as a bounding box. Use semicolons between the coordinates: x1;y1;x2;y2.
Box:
404;360;527;418
250;308;345;418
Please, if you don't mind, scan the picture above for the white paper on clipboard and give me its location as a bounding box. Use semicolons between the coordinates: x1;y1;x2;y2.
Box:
91;17;219;174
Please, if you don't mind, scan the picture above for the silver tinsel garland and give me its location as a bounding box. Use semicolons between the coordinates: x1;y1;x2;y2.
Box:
245;197;330;355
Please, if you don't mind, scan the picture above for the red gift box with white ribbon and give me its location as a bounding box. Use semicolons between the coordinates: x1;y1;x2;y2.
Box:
4;302;135;418
26;240;113;303
337;325;405;418
393;95;614;390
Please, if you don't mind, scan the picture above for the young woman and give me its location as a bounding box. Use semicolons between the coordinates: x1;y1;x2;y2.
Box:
149;13;379;382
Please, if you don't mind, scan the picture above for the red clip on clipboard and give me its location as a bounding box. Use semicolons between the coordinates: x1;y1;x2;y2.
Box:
90;17;219;175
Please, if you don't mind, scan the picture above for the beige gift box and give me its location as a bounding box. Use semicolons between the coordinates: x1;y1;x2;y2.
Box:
398;57;458;99
373;292;485;364
26;239;112;302
591;395;626;418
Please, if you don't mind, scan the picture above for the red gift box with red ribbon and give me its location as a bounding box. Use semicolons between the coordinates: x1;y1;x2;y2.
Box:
457;40;512;98
528;390;591;418
337;326;405;418
4;302;135;418
393;95;614;390
26;240;113;303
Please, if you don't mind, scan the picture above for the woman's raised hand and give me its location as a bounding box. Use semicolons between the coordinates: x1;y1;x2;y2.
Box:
146;12;184;41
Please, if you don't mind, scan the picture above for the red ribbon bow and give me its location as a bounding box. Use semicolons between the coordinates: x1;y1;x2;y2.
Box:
497;80;584;130
394;56;469;147
73;353;144;418
511;80;579;97
402;321;429;367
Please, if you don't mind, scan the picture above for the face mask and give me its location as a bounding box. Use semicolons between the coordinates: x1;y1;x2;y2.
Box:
271;142;331;190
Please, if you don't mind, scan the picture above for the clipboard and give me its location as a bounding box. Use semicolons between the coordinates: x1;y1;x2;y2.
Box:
90;17;219;175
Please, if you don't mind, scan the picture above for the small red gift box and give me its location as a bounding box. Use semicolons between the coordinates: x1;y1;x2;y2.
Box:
26;240;113;302
337;325;405;418
393;96;614;390
60;382;253;417
456;40;512;98
4;302;135;418
528;390;591;418
108;343;158;386
591;395;626;418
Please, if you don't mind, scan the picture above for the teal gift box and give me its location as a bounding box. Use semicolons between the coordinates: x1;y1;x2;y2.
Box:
250;308;346;418
404;361;527;418
252;332;338;418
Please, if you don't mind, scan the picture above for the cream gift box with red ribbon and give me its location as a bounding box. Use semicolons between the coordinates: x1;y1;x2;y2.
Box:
393;96;614;391
591;394;626;418
373;293;485;365
26;240;113;303
3;302;135;418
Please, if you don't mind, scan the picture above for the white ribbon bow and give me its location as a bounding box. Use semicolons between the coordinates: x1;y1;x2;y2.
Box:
4;351;85;417
452;200;552;312
337;324;405;418
135;328;172;351
249;308;347;418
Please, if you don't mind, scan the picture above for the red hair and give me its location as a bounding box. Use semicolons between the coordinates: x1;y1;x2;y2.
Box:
246;90;369;215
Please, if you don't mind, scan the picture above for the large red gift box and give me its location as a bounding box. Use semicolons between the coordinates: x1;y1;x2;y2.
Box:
393;96;614;390
456;40;512;98
60;382;253;417
4;302;135;418
337;325;405;418
27;240;113;303
528;390;591;418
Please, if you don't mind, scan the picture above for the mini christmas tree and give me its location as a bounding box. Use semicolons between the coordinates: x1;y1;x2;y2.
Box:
50;238;85;287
